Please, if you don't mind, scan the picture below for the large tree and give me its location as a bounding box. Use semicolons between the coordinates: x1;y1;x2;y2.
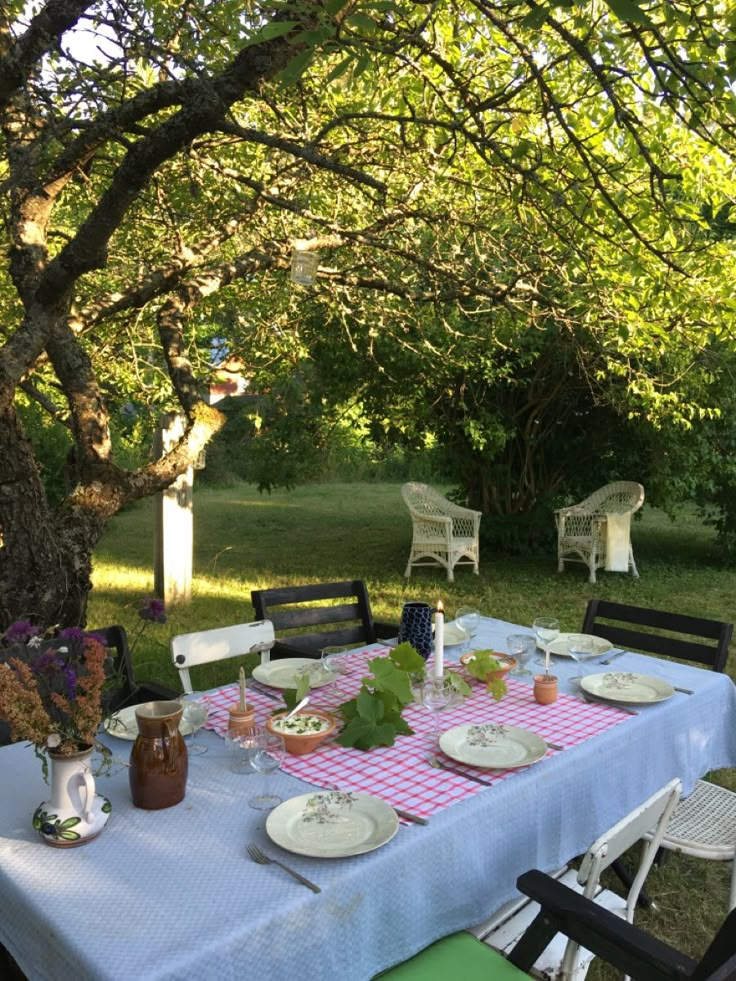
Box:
1;0;735;628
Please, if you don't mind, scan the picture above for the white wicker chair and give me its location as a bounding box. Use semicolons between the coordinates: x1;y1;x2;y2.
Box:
555;481;644;585
401;482;481;582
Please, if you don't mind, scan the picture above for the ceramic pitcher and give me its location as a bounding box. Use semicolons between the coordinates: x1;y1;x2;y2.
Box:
33;745;111;847
129;701;188;809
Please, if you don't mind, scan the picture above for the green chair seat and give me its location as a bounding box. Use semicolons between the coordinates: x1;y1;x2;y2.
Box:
378;932;529;980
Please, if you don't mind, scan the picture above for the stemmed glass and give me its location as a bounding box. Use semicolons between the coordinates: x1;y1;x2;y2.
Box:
249;729;286;811
455;606;480;653
320;645;352;693
533;617;560;669
506;633;535;677
422;677;453;749
179;695;210;756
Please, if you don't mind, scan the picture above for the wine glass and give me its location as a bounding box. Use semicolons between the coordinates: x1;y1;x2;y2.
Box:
320;645;352;693
179;696;209;756
455;606;480;653
533;617;560;669
249;729;286;811
506;633;535;677
422;677;453;749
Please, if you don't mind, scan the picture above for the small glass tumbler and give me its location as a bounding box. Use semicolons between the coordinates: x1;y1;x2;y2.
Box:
225;729;258;775
507;633;536;677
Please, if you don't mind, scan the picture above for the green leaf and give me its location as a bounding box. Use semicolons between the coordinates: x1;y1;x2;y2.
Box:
278;49;314;84
325;56;354;84
369;656;413;702
244;21;298;48
603;0;654;27
390;642;425;672
325;0;351;13
346;12;377;32
357;687;385;721
521;6;549;29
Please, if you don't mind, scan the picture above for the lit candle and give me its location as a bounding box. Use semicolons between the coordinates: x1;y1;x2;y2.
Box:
434;601;444;680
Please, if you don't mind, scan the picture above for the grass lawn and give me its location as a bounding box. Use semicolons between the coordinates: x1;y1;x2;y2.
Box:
89;480;736;976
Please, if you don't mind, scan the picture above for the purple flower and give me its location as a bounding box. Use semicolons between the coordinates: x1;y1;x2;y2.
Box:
58;627;87;645
139;597;166;624
3;620;42;645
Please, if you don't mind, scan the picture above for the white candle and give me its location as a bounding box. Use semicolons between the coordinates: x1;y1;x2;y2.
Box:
434;602;444;680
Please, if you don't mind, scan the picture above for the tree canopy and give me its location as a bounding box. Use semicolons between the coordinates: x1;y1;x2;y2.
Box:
1;0;736;626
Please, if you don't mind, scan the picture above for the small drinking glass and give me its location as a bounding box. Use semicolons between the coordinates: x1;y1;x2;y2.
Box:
533;617;560;667
566;634;595;662
320;645;352;692
225;728;258;774
506;633;535;677
455;607;480;653
249;729;285;811
422;677;453;748
180;696;209;756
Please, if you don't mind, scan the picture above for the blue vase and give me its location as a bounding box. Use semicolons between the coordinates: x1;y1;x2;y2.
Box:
398;602;433;660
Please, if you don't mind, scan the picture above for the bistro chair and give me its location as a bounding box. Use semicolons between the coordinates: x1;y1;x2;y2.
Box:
474;778;681;981
170;620;275;693
582;600;736;911
401;482;481;582
251;580;397;660
382;867;736;981
555;481;644;584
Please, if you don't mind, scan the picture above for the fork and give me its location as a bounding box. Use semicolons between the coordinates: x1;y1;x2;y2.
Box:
246;843;321;893
426;753;495;786
598;650;626;666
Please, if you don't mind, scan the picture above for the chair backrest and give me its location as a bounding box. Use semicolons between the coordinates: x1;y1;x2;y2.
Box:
401;482;452;518
582;599;732;672
579;481;645;515
576;779;681;914
694;907;736;981
251;580;377;659
170;620;275;693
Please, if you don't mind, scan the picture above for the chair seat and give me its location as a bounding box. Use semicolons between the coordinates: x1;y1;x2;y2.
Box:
378;932;529;980
661;780;736;859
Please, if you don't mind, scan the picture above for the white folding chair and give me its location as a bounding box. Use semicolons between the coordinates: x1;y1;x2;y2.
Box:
474;778;682;981
170;620;275;693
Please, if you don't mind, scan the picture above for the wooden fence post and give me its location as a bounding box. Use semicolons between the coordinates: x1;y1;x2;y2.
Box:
153;413;193;606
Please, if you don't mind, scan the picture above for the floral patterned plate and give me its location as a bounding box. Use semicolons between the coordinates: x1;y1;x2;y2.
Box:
580;672;674;704
266;791;399;858
104;705;194;741
252;658;332;689
439;724;548;769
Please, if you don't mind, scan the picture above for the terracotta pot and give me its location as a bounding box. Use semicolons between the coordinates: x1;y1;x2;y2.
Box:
533;674;558;705
227;704;256;735
129;701;188;810
33;744;111;847
266;710;336;755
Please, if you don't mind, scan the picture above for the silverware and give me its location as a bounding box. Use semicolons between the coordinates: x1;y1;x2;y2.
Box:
599;650;626;666
425;753;494;786
247;681;281;701
394;808;429;826
579;691;639;715
246;843;321;893
546;742;564;751
674;686;694;695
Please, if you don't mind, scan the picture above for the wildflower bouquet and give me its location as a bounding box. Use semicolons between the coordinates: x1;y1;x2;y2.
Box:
0;622;113;766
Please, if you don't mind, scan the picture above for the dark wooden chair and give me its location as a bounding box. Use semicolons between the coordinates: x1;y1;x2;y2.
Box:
250;580;398;660
92;625;178;709
581;599;732;672
381;869;736;980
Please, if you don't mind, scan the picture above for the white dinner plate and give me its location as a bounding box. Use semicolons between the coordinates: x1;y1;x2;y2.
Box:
443;620;469;646
439;724;548;769
251;658;332;690
580;672;674;704
544;633;612;659
104;705;194;741
266;792;399;858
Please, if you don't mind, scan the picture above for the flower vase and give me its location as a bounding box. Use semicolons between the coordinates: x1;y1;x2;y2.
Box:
33;745;111;847
398;602;434;660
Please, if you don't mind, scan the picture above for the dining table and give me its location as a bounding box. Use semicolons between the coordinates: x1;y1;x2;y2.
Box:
1;615;736;981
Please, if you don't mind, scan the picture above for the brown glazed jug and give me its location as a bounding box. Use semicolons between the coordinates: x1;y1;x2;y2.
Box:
129;701;188;810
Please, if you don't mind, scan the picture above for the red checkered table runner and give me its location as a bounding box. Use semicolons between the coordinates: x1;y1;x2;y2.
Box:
202;647;631;819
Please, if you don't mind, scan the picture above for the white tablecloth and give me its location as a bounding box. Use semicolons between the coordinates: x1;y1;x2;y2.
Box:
1;616;735;980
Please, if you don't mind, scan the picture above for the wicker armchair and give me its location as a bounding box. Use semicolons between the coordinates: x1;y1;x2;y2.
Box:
401;482;481;582
555;481;644;584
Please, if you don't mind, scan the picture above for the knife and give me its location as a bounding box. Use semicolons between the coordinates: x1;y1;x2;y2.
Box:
394;808;429;826
673;686;694;695
247;680;282;701
580;691;639;715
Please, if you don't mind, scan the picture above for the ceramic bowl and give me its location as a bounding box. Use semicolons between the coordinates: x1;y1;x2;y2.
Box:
460;651;517;680
265;709;337;755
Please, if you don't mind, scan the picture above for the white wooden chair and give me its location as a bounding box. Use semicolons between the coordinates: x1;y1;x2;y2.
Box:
474;778;681;981
401;482;481;582
555;481;644;584
170;620;275;694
